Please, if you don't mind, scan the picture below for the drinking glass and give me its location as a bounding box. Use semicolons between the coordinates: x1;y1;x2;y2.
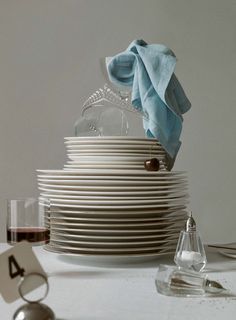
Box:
6;198;50;245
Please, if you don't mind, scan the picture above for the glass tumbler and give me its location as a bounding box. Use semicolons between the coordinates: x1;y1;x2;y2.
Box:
7;198;50;245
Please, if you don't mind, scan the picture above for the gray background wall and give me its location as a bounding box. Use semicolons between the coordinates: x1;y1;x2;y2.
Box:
0;0;235;243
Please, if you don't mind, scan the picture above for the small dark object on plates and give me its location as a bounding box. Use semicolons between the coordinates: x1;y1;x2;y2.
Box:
144;158;160;171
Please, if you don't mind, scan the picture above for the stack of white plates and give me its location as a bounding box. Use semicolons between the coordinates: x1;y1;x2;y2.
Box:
64;136;171;170
37;155;189;262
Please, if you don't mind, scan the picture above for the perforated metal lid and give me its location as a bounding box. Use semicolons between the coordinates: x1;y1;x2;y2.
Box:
185;211;196;232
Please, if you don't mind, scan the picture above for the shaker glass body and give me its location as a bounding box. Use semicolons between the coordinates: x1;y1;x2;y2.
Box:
174;230;207;272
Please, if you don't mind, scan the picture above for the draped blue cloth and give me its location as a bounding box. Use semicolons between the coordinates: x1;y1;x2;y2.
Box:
107;40;191;159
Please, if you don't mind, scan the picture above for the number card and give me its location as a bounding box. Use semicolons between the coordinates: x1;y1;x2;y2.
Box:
0;241;47;303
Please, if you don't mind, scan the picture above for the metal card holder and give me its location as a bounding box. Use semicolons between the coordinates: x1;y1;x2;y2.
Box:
13;272;55;320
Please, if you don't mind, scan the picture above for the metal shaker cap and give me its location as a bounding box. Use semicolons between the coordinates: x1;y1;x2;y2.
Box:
185;211;196;232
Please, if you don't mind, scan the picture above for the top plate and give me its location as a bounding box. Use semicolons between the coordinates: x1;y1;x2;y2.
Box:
65;136;157;141
64;137;159;145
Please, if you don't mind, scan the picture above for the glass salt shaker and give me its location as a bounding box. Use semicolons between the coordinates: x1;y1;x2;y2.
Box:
155;264;227;297
174;212;207;272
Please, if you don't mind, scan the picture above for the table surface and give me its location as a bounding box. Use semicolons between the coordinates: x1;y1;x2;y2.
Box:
1;244;236;320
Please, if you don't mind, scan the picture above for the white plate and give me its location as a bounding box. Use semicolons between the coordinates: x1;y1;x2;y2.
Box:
65;143;162;149
44;196;188;205
48;211;187;223
64;164;145;169
37;178;187;192
63;166;167;171
65;159;151;165
49;229;179;240
38;185;187;194
47;202;188;210
46;216;187;227
44;199;188;209
64;136;157;142
66;161;145;165
218;249;236;258
66;155;166;162
47;213;186;221
66;147;165;153
37;169;186;176
38;178;186;186
51;230;177;239
38;184;187;193
44;245;175;264
38;175;187;182
65;142;161;148
49;219;185;229
49;237;177;249
47;204;186;214
64;158;167;162
37;169;187;178
49;218;185;228
49;224;183;234
48;228;183;239
38;185;188;195
44;250;175;265
66;149;164;155
37;173;186;181
64;165;146;170
49;241;176;252
40;192;188;200
67;150;165;160
38;178;187;186
39;187;187;195
46;240;177;253
37;177;187;186
67;153;166;158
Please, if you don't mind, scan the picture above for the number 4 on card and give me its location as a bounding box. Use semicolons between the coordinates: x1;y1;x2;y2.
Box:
0;241;46;303
8;255;25;279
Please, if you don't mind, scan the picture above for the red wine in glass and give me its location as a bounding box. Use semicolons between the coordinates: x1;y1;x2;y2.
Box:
7;227;50;244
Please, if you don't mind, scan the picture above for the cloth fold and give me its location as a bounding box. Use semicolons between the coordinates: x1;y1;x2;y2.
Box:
107;39;191;159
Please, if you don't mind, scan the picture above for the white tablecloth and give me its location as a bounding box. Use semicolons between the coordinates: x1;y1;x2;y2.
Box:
1;243;236;320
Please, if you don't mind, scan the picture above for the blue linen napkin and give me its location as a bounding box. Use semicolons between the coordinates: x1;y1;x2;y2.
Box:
107;39;191;159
